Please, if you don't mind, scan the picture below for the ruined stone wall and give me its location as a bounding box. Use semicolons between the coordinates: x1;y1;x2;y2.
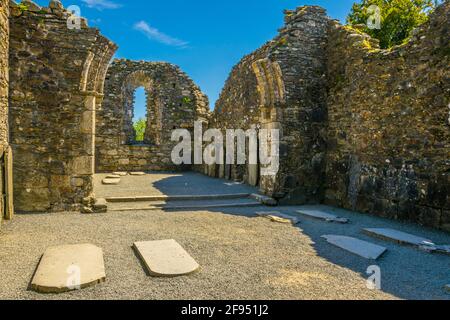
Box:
0;0;8;144
96;59;209;172
325;2;450;230
9;0;117;212
208;6;329;203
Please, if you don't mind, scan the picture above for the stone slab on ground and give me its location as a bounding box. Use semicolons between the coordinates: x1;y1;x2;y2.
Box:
106;174;121;179
102;178;121;185
133;239;200;277
363;228;434;246
322;235;387;260
31;244;106;293
296;209;349;223
113;172;128;176
363;228;450;255
256;211;300;225
129;172;146;176
93;198;107;213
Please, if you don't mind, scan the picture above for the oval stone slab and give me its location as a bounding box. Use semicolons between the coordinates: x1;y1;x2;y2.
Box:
31;244;106;293
133;239;200;277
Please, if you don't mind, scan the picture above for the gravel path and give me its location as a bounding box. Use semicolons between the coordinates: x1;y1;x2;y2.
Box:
0;208;401;300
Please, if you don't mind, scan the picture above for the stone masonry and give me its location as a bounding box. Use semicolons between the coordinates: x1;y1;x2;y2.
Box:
0;0;448;231
0;0;10;225
8;0;117;212
0;0;9;145
96;59;209;172
203;3;449;230
325;3;450;230
204;6;329;205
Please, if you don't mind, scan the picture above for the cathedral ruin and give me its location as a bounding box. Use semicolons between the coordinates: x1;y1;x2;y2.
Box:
0;0;448;231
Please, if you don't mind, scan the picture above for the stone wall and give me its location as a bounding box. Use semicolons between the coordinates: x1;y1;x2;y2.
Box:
9;0;117;212
0;0;8;144
206;6;329;203
96;59;209;172
325;2;450;230
0;0;9;224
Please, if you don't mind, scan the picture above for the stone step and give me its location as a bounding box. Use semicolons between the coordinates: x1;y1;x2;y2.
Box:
105;193;252;203
108;198;262;212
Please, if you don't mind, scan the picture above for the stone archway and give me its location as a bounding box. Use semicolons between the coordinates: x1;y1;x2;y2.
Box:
251;58;285;194
96;59;209;173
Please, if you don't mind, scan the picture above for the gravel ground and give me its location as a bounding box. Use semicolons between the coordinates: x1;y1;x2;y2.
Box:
1;194;449;300
0;207;401;300
94;172;258;199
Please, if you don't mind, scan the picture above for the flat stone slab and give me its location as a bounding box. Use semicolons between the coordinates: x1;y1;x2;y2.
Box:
256;211;300;225
31;244;106;293
102;178;121;185
297;209;349;224
129;172;146;176
363;228;434;246
322;235;387;260
106;174;121;179
133;239;200;277
113;172;128;176
363;228;450;255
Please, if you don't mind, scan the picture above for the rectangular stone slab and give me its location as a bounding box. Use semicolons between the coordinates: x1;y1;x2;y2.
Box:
102;178;121;185
297;209;349;223
134;239;200;277
31;244;106;293
322;235;387;260
129;172;146;176
363;228;434;246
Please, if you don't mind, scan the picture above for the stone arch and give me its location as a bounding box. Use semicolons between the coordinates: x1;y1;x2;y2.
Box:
250;58;285;191
96;59;209;173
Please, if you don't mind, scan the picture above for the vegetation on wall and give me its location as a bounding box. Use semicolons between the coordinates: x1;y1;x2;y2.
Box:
133;118;146;142
347;0;440;48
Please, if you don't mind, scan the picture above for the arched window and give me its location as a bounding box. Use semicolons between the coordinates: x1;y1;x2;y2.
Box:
132;86;147;143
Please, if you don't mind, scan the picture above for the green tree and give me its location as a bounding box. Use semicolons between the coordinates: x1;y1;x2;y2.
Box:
133;118;146;142
347;0;439;49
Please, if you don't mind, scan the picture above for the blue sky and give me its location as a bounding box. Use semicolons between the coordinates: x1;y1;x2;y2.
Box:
33;0;358;120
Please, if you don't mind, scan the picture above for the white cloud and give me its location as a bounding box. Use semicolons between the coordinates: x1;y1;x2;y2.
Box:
82;0;122;10
134;21;188;48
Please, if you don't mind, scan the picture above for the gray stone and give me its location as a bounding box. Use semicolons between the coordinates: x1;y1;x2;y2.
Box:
93;198;107;213
256;211;300;225
31;244;106;293
102;178;121;185
322;235;387;260
363;228;434;247
363;228;450;255
251;193;277;206
129;172;146;176
106;174;121;179
113;172;128;176
296;209;349;223
133;239;200;277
